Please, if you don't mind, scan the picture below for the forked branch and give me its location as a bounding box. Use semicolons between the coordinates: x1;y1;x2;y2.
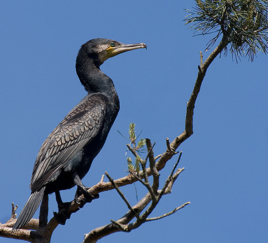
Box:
83;149;188;243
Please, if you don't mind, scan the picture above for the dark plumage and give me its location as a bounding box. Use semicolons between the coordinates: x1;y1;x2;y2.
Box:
13;38;146;229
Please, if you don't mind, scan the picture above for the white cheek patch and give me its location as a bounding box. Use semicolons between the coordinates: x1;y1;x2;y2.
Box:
97;44;109;53
97;44;109;63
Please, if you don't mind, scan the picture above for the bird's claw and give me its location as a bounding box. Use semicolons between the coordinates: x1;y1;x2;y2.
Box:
54;195;73;225
53;210;71;225
75;187;99;207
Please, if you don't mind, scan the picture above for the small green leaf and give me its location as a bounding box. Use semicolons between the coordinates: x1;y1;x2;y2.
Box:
127;157;134;171
137;139;146;149
135;156;141;173
129;123;137;143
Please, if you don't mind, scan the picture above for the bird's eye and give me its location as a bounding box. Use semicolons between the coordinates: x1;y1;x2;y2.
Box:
110;42;115;47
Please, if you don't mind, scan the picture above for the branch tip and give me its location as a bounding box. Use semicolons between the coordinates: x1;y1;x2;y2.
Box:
166;138;175;155
11;203;18;219
145;201;190;222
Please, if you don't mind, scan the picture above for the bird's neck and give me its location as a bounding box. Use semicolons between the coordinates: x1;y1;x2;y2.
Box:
76;56;119;107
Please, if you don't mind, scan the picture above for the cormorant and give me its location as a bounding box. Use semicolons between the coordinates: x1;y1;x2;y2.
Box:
13;38;146;229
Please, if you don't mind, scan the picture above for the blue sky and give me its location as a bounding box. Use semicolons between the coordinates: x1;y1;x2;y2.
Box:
0;1;267;243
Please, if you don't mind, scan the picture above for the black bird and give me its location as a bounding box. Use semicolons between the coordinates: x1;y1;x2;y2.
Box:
13;38;146;229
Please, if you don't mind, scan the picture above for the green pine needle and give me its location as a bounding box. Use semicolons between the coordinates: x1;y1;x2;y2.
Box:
185;0;268;61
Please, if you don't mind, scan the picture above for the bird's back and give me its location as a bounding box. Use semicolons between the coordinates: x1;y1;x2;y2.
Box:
30;93;113;193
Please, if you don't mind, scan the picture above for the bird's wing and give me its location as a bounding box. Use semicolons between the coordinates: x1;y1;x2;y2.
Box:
30;93;107;192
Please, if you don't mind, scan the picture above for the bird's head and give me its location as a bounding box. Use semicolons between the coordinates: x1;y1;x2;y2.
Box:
78;38;147;67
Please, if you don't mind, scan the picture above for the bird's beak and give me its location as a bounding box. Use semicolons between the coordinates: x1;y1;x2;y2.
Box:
106;43;147;58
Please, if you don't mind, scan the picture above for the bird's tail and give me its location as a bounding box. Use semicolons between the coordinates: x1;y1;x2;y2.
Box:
13;186;45;230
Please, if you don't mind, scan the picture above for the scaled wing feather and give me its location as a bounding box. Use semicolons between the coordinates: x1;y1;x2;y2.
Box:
30;94;107;191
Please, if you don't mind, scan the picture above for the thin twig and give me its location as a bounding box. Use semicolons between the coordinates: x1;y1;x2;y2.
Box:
11;203;18;219
165;168;185;194
146;139;159;194
140;159;149;184
145;202;190;222
169;35;229;152
127;144;139;157
129;171;148;187
200;51;204;68
145;140;156;162
154;154;161;161
158;153;182;200
130;171;157;203
138;152;157;203
105;172;139;219
166;137;173;154
83;191;153;243
136;155;184;224
169;152;182;178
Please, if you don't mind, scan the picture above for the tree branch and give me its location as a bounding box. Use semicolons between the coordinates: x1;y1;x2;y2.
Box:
105;172;139;219
83;166;186;243
145;202;190;222
81;34;231;242
169;35;229;152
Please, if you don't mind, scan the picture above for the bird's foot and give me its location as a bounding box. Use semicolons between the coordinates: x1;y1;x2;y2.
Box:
54;191;73;225
54;207;71;225
75;186;99;208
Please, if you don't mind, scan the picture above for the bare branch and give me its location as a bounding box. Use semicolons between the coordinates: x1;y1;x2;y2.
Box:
110;220;128;232
126;144;139;157
84;153;186;242
144;140;155;163
105;172;139;219
170;152;182;178
146;202;190;222
200;51;204;67
11;203;18;220
130;171;157;203
166;137;173;154
146;139;159;194
165;168;185;194
154;154;162;161
83;191;153;243
168;35;229;153
0;226;33;242
158;153;182;200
